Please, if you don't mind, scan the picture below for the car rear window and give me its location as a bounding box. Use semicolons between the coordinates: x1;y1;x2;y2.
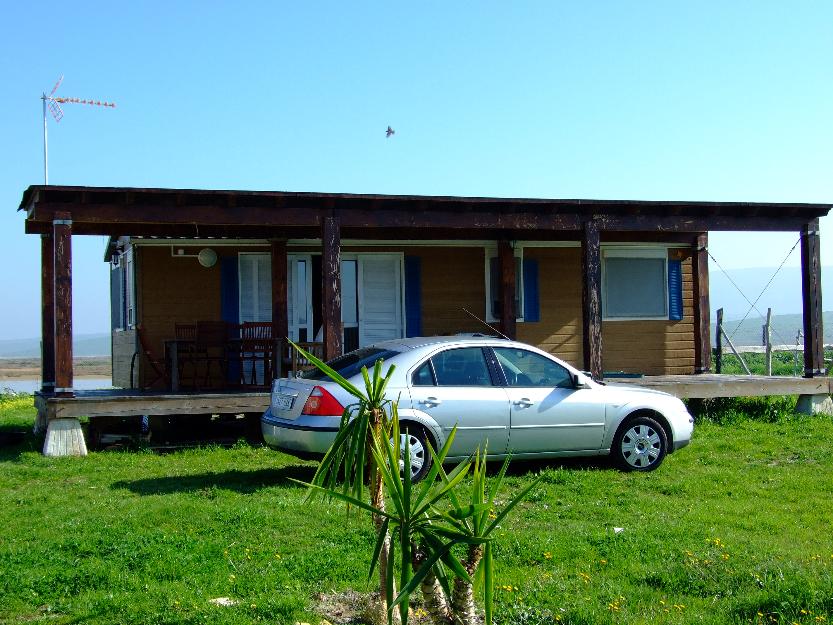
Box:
300;347;402;381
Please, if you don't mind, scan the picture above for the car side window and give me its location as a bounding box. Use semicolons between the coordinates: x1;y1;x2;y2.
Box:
431;347;492;386
493;347;573;388
411;361;435;386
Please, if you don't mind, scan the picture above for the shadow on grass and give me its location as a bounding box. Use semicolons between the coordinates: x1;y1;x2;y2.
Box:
111;464;317;496
0;431;42;460
495;455;612;478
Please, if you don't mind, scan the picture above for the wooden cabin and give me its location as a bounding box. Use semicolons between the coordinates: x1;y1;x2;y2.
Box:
17;186;831;454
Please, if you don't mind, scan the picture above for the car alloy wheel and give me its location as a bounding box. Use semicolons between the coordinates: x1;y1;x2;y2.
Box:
613;416;667;472
396;425;432;482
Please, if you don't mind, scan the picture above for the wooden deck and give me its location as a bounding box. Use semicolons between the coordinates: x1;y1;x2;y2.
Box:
34;375;831;423
36;388;270;422
606;374;831;399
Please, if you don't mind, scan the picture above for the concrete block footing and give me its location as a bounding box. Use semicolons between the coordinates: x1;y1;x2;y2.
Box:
796;394;833;416
43;418;88;457
33;410;49;435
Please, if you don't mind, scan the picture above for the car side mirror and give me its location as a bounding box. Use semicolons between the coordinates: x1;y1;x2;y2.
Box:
572;372;591;389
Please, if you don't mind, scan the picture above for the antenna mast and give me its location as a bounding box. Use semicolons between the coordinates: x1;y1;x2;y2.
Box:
462;308;510;340
41;75;116;185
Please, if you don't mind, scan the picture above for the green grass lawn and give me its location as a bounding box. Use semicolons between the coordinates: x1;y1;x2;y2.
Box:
715;348;833;376
1;393;832;625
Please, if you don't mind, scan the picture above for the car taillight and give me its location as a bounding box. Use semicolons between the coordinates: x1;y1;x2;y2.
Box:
302;386;344;416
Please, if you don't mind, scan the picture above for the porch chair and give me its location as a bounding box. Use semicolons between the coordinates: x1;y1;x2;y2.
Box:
193;320;231;389
130;324;169;390
173;322;198;385
239;321;273;388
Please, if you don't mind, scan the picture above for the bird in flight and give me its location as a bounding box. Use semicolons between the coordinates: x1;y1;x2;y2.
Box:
386;126;395;138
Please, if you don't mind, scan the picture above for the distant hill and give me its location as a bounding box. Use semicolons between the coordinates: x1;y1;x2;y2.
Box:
713;311;833;348
0;333;111;358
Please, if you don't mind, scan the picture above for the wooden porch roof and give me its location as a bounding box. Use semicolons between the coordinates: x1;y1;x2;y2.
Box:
19;185;831;239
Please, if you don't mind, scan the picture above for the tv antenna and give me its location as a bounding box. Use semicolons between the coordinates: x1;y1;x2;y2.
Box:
41;75;116;184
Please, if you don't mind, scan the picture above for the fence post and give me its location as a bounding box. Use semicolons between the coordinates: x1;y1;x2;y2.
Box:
715;308;723;374
764;308;773;376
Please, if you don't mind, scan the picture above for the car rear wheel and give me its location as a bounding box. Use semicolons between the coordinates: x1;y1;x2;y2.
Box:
612;416;667;472
398;424;433;482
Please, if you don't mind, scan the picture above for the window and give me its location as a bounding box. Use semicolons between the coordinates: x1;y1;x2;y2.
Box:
493;347;573;388
239;253;272;323
110;256;124;330
431;347;492;386
412;361;435;386
301;347;401;381
124;248;135;328
602;249;668;319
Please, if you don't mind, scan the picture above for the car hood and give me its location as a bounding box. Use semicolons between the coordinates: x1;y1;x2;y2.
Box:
596;382;686;408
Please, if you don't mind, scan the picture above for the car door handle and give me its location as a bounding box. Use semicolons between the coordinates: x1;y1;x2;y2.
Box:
513;398;534;408
420;397;442;407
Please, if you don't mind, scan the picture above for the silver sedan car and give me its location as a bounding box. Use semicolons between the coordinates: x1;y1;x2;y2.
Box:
262;336;693;479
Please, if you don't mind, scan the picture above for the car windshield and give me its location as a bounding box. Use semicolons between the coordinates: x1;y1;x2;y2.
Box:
300;347;402;381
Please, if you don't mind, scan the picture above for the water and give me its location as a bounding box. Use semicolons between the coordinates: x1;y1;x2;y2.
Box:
0;379;113;394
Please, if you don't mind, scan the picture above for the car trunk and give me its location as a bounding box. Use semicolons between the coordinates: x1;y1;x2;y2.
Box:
269;378;319;420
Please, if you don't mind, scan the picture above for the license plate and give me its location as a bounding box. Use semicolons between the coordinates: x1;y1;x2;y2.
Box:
274;392;296;411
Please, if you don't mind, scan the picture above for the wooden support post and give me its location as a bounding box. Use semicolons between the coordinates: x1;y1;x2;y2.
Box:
270;239;289;376
581;219;603;379
800;220;824;378
53;213;73;397
715;308;723;374
692;233;711;373
765;308;773;376
498;240;517;340
40;232;56;394
322;216;342;361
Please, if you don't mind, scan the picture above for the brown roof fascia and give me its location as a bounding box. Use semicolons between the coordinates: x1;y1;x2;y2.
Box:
18;184;832;233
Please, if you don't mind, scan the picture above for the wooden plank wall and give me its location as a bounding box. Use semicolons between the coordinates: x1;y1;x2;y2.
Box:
137;246;226;386
517;247;695;375
517;248;584;366
111;329;136;388
602;250;694;375
407;247;486;336
132;243;696;382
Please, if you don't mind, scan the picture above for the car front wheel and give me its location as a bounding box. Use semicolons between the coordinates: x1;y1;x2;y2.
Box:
398;424;433;482
612;416;667;472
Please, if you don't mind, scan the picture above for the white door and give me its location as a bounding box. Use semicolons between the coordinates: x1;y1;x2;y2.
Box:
357;255;404;347
238;252;272;384
287;255;314;342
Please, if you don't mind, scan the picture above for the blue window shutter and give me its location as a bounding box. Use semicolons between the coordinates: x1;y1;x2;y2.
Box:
523;258;540;322
404;256;422;337
221;256;240;326
668;259;683;321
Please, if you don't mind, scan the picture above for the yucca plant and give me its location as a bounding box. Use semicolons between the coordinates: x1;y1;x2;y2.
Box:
291;341;399;623
291;341;539;625
305;418;479;625
435;449;541;625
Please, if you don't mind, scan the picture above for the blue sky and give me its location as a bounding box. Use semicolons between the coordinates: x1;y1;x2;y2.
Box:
1;1;831;341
